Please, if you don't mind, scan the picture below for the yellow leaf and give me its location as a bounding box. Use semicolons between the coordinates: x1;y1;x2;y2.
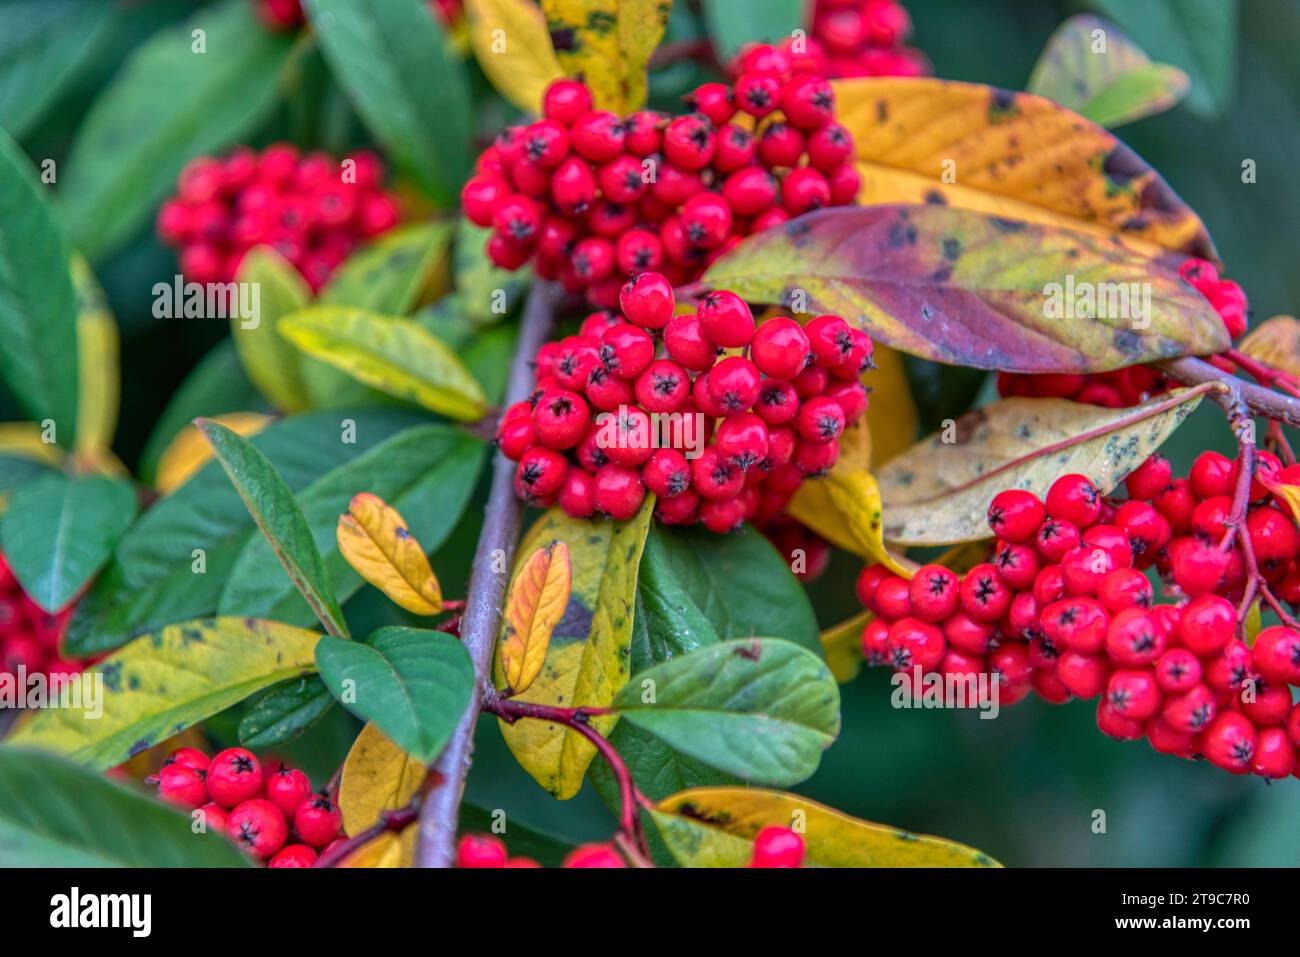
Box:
789;466;910;576
0;422;64;468
466;0;565;113
494;500;653;798
653;787;1000;867
501;541;571;694
9;617;321;771
877;387;1207;545
72;256;120;461
336;492;442;615
339;832;405;867
1267;483;1300;534
279;306;488;421
233;246;313;413
834;76;1215;260
154;412;272;495
820;609;871;684
337;723;423;866
1238;316;1300;379
540;0;669;112
863;343;917;466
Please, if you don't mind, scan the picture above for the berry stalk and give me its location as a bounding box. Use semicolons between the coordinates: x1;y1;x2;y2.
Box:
414;281;561;868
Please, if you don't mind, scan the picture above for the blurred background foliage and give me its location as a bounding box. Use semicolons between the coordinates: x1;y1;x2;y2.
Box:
4;0;1296;865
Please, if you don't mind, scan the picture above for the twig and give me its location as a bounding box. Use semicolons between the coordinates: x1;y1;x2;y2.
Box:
414;281;561;868
1160;357;1300;429
315;785;428;868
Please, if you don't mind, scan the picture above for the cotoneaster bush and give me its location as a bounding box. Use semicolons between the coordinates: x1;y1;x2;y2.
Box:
0;0;1293;872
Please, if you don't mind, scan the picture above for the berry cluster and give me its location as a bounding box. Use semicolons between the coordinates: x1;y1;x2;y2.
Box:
150;746;344;866
858;465;1300;779
998;258;1250;406
0;553;82;688
157;144;401;293
800;0;929;79
497;272;872;532
455;826;805;867
255;0;458;32
462;65;861;308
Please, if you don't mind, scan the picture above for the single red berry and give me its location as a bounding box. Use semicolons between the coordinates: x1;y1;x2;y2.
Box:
623;110;665;155
873;575;913;619
456;834;507;868
781;74;836;128
585;365;636;412
1251;727;1297;778
1177;594;1235;657
1046;474;1101;527
600;323;655;379
1241;681;1293;727
751;317;812;380
1247;506;1300;566
196;802;228;834
1153;478;1197;534
515;447;568;501
697;291;756;348
861;618;892;665
1060;544;1117;596
793;436;839;474
734;72;782;117
593;464;647;520
227;798;288;859
856;564;891;611
943;612;994;655
543;79;594;125
1170;538;1228;597
1189;450;1235;499
987;490;1045;543
959;563;1012;622
691;448;744;501
659;314;714;373
792;364;830;399
1253;626;1300;685
754;379;800;426
662;114;716;170
1042;596;1109;654
619;271;675;329
1199;711;1257;773
708;356;763;412
656;488;700;525
1155;648;1202;694
600;406;654;467
715;413;770;471
1035;518;1081;562
806;122;854;172
550;156;597;214
156;764;209;810
796;396;846;443
1115;500;1170;558
532;388;591;450
1105;609;1164;667
781;167;832;214
559;468;596;518
562;843;626;868
680;193;733;249
1097;699;1146;740
206;747;264;808
642;449;692;498
700;496;748;533
264;764;314;819
1124;454;1172;499
1096;567;1153;613
1057;650;1108;699
294;794;343;848
757;121;805;168
888;617;946;671
634;360;690;414
722;166;779;217
686;81;736;126
163;747;211;771
570;110;626;162
749;827;804;868
908;564;960;623
269;843;318;868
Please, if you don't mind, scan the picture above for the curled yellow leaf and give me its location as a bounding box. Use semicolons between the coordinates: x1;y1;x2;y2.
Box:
501;541;571;695
154;412;272;495
466;0;565;113
336;492;442;615
338;724;423;867
1238;316;1300;379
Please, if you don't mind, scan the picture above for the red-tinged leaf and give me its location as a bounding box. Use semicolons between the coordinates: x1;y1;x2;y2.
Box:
704;204;1228;374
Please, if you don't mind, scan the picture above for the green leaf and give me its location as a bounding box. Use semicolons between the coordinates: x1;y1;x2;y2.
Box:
631;537;722;672
307;220;455;408
198;419;349;637
1028;14;1190;128
706;204;1228;374
9;617;321;770
494;501;655;799
0;127;79;444
279;306;488;421
316;627;475;763
701;0;802;59
613;638;840;787
218;424;484;626
60;0;294;261
652;787;1000;868
452;220;529;327
1087;0;1237;117
232;247;313;413
68;409;427;655
647;526;821;655
238;676;334;749
0;747;253;867
1;473;136;613
137;339;264;485
304;0;471;206
0;0;112;138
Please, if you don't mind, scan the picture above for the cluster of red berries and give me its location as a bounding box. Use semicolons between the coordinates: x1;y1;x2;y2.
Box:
998;258;1250;406
149;746;344;866
858;463;1300;779
157;144;400;292
462;63;861;308
497;272;872;532
0;553;82;687
455;826;804;867
254;0;458;32
801;0;929;79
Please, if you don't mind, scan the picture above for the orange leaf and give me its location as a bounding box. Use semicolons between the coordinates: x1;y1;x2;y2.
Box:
500;541;571;695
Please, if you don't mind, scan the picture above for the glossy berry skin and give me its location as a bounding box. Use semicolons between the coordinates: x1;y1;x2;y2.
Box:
796;396;846;444
515;447;568;500
751;317;811;380
691;449;744;501
1253;626;1300;684
987;490;1045;543
1125;455;1173;499
1105;608;1164;667
157;765;208;810
619;271;675;329
1199;711;1257;773
715;413;770;472
206;748;263;808
269;844;318;868
558;468;596;518
663;314;717;372
781;74;836;128
888;617;946;671
1155;648;1202;694
196;803;229;835
1106;669;1162;721
544;79;594;125
592;464;646;520
1046;474;1101;527
562;843;627;868
1251;727;1296;778
1171;539;1227;597
634;360;690;414
642;449;692;498
1177;595;1235;657
163;747;211;772
708;357;763;412
1189;451;1235;499
908;564;960;623
960;564;1011;622
264;765;313;819
749;827;805;868
293;795;343;848
227;799;288;859
532;389;591;449
457;834;507;868
1057;650;1108;700
697;291;756;348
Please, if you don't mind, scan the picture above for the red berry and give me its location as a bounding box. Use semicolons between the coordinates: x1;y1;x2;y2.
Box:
751;317;812;380
1096;567;1153;613
700;496;747;533
697;290;756;348
1189;450;1234;499
757;121;805;168
888;617;946;671
987;490;1045;543
1199;711;1257;773
1057;650;1108;699
1155;648;1202;694
642;449;692;498
807;122;854;171
456;834;507;868
1045;474;1101;527
691;448;744;501
269;843;318;868
1251;726;1296;778
796;396;846;443
293;794;342;848
708;356;763;412
264;764;313;819
206;748;263;808
749;827;804;867
600;323;655;379
515;447;568;501
532;389;591;450
908;564;959;622
755;379;800;426
873;575;912;619
959;564;1012;622
570;110;626;162
1043;597;1109;654
1035;518;1081;562
722;167;780;216
227;799;288;859
856;564;891;610
543;79;594;125
562;843;626;868
1171;538;1228;597
619;271;675;329
781;167;831;214
634;360;690;414
164;747;211;771
593;464;646;520
1253;626;1300;685
1125;454;1172;499
662;114;716;170
1097;699;1146;740
781;74;836;128
715;413;770;472
1177;594;1235;657
156;764;208;810
680;193;733;249
686;81;736;126
735;72;782;117
550;156;597;214
559;468;596;518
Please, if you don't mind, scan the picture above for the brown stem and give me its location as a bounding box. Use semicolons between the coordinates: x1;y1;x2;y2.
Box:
315;779;430;868
413;282;561;868
1160;357;1300;429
